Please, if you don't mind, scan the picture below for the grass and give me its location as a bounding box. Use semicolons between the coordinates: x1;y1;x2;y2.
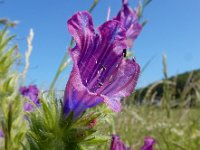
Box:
98;106;200;150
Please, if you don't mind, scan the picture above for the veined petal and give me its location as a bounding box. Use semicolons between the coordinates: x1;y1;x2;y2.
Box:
63;48;103;119
97;59;140;112
68;11;127;91
67;11;95;63
101;59;140;96
67;11;95;49
86;20;127;91
126;23;142;47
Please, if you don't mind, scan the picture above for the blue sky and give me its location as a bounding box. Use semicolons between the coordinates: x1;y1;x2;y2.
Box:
1;0;200;90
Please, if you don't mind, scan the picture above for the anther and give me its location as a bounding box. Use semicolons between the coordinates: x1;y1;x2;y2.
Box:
100;64;106;71
123;49;127;57
98;82;103;87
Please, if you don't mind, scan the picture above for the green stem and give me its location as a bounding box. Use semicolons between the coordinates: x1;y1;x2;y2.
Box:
49;51;69;92
88;0;100;13
49;0;100;91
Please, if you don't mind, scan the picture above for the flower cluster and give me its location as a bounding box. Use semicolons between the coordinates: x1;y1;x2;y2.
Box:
110;135;155;150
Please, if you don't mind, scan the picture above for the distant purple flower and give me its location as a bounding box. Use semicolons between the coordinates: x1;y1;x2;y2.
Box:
19;85;40;112
140;137;156;150
110;135;132;150
114;0;142;48
63;11;140;119
0;130;4;138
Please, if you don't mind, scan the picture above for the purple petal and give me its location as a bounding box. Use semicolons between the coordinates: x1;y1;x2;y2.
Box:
110;134;131;150
97;59;140;112
23;102;34;112
19;86;29;95
114;0;142;48
123;0;128;5
140;137;156;150
67;11;95;56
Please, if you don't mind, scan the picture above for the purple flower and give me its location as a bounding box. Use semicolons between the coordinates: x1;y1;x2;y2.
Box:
0;130;4;138
140;137;156;150
114;0;142;48
19;85;40;112
110;135;132;150
63;11;140;119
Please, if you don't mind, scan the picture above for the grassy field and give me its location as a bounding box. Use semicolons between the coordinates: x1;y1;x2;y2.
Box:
98;106;200;150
